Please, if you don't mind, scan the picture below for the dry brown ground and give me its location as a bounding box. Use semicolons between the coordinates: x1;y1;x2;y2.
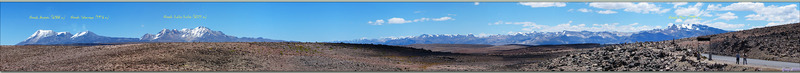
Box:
0;42;577;71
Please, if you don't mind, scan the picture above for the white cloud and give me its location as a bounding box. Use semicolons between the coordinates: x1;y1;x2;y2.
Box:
491;21;660;32
577;8;593;12
680;18;746;29
762;22;797;27
447;14;457;16
414;11;423;13
369;16;455;25
707;2;764;11
674;7;700;16
432;17;454;21
750;22;793;28
490;21;546;29
708;2;800;26
745;4;799;23
519;2;567;8
766;22;783;26
368;19;385;25
474;2;479;5
674;3;712;17
707;22;747;29
675;19;683;22
387;18;411;24
573;8;618;14
706;4;722;10
414;18;429;22
671;2;688;8
715;12;738;20
588;2;671;14
597;10;618;14
682;18;702;23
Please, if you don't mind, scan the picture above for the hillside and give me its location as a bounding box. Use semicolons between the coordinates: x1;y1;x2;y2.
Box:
680;23;800;63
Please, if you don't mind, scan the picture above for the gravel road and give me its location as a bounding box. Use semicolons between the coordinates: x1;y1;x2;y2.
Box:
702;53;800;68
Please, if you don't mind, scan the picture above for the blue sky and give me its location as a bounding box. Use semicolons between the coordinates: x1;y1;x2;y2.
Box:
1;2;799;45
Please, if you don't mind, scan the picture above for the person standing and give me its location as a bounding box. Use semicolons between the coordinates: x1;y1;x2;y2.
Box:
736;53;740;64
744;53;748;65
709;54;713;61
696;51;701;60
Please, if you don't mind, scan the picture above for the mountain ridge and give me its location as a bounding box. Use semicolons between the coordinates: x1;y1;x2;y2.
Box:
16;26;283;45
339;24;730;45
18;24;729;45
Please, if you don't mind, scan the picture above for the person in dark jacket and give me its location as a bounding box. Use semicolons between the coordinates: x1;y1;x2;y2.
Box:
696;52;701;60
709;54;713;61
743;53;748;65
736;53;740;64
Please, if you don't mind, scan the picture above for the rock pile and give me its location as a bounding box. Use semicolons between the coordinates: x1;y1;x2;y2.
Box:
525;41;729;71
524;23;800;71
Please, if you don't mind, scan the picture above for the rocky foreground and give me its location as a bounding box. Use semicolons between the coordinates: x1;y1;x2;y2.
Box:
702;23;800;63
518;41;772;71
513;23;800;71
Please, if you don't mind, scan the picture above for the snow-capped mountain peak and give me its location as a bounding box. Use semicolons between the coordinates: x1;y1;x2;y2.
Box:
668;24;712;30
179;26;213;38
28;30;56;39
57;32;71;35
28;30;72;39
141;26;234;42
71;31;97;38
19;30;76;45
18;26;283;45
341;23;730;45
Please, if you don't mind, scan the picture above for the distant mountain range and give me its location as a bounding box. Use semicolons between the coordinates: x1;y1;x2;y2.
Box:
338;24;729;45
16;26;283;45
18;24;729;45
